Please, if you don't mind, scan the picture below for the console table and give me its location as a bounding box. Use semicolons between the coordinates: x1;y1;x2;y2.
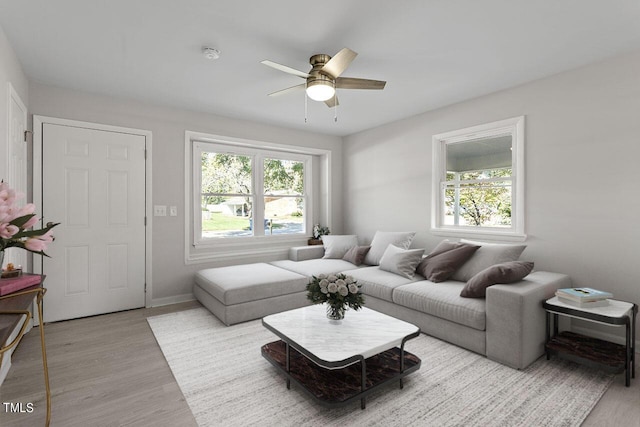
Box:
0;274;51;426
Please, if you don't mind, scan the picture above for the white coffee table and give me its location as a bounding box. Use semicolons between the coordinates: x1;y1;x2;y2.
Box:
261;305;421;409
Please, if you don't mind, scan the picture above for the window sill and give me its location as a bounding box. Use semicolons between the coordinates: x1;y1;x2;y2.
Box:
186;235;309;264
430;227;527;242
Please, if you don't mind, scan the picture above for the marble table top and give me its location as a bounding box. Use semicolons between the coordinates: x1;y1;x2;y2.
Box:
262;305;420;366
546;296;635;320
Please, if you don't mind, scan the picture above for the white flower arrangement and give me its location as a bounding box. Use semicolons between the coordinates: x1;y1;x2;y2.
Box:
306;272;364;312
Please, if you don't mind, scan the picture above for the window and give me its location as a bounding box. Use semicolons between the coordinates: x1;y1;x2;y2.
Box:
431;116;525;240
191;140;312;245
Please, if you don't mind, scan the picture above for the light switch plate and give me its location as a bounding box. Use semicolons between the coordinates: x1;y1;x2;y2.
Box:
169;206;178;216
154;205;167;216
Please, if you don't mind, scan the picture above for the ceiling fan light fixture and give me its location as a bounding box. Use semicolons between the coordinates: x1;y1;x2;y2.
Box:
306;80;335;102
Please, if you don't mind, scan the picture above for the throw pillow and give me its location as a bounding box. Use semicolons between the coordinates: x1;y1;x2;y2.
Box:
451;239;527;282
378;245;425;279
460;261;534;298
322;235;358;259
364;231;416;266
342;245;371;266
416;240;480;283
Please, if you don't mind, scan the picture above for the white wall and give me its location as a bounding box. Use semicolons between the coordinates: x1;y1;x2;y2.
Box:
0;24;29;182
343;49;640;339
29;83;343;303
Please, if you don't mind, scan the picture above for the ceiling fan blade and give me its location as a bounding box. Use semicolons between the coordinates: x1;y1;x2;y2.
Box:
268;83;305;97
321;48;357;79
261;60;310;78
336;77;386;90
324;95;339;108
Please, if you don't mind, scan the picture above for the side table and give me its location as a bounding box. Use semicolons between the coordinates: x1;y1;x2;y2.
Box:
0;274;51;426
543;296;637;387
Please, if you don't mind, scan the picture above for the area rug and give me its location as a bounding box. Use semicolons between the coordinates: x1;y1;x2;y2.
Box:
147;308;614;427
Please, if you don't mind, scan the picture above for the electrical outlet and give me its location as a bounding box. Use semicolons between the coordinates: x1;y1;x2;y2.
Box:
154;205;166;216
169;206;178;216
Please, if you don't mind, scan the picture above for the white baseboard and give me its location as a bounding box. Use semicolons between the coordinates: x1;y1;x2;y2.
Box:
150;293;195;308
572;325;639;354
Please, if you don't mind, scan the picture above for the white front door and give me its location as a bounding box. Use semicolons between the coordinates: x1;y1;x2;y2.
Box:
39;122;147;322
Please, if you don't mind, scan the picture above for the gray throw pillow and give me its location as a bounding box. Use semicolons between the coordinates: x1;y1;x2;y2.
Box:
416;240;480;283
451;239;527;282
460;261;534;298
322;235;358;259
378;245;425;279
342;245;371;266
364;231;416;266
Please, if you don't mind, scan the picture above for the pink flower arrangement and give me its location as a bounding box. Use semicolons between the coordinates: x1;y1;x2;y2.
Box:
0;181;59;256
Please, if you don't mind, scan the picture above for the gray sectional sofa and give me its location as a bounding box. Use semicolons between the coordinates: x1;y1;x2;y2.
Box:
194;238;571;370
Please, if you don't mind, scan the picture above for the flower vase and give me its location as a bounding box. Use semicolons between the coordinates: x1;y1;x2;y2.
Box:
326;303;345;320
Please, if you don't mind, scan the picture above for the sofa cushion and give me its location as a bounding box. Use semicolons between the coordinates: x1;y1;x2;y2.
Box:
270;259;359;278
342;245;371;266
416;241;480;283
392;280;487;330
195;263;308;305
379;245;424;279
322;235;358;259
461;261;534;298
452;240;526;282
342;266;421;302
364;231;416;266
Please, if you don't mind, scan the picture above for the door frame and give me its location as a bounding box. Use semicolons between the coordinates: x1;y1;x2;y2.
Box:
6;83;28;270
33;115;153;308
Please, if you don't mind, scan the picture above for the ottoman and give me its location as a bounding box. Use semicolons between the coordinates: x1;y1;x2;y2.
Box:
194;262;310;325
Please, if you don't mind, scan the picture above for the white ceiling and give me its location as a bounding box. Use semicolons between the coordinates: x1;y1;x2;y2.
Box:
1;1;640;136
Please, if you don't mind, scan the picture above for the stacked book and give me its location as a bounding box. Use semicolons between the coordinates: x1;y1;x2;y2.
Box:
555;287;613;308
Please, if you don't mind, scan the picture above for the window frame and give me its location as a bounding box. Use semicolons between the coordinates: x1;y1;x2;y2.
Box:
192;142;312;246
431;116;526;241
184;131;329;264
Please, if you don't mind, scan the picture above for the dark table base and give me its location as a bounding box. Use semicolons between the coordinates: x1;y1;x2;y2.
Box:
261;340;421;408
546;331;626;373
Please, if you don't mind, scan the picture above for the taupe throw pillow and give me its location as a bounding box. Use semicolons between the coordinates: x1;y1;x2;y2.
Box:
451;239;527;282
342;245;371;266
416;241;480;283
460;261;534;298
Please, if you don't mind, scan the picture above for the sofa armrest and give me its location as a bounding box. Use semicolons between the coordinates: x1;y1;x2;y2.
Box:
485;271;572;369
288;245;324;261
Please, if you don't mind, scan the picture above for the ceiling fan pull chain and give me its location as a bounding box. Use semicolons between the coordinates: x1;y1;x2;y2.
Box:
304;80;308;123
334;80;338;122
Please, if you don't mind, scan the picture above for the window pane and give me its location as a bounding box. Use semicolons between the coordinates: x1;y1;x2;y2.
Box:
200;152;252;239
263;158;304;195
201;196;252;238
201;152;252;195
263;197;305;235
447;168;512;182
446;135;512;173
444;183;512;227
458;168;512;181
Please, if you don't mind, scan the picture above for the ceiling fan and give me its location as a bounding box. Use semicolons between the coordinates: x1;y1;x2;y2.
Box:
261;48;386;108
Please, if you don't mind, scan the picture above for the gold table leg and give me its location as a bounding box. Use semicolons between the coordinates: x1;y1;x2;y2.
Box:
36;288;51;427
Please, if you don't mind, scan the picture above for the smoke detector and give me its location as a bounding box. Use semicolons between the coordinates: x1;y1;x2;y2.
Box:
202;47;221;60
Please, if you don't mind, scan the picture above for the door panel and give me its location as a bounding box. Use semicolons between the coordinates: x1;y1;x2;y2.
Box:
42;123;146;322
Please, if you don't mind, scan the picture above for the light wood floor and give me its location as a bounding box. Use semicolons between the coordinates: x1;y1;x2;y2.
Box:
0;301;638;426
